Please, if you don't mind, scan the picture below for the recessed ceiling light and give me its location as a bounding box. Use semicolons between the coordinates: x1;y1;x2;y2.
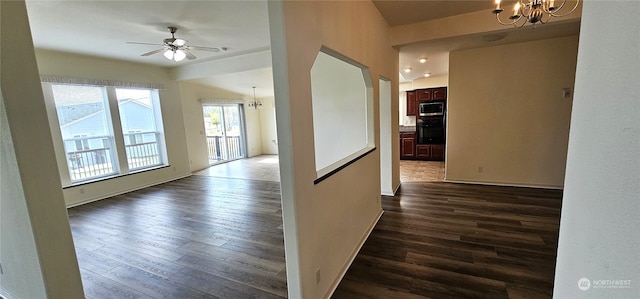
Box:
419;58;427;63
404;67;412;73
423;73;431;78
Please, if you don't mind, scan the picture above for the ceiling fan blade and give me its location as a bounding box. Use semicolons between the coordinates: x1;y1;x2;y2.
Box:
184;50;197;60
187;45;224;52
141;48;166;56
127;41;164;46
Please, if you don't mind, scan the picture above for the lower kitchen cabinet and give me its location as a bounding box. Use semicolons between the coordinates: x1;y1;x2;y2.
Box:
400;132;444;161
430;144;445;160
400;132;415;159
415;144;445;161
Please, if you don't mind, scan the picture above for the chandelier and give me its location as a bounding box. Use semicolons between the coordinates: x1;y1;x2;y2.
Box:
247;86;263;109
491;0;580;28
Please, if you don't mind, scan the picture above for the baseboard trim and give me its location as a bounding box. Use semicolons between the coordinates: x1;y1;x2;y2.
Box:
65;174;192;208
324;209;384;299
443;179;563;190
381;182;401;196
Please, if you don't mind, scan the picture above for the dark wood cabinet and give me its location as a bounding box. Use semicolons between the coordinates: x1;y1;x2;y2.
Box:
416;89;431;101
430;144;445;160
415;144;430;159
432;87;447;100
400;132;415;159
406;91;416;116
415;144;445;161
407;87;447;116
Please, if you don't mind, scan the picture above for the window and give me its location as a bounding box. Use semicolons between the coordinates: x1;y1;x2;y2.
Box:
45;83;167;184
116;88;163;170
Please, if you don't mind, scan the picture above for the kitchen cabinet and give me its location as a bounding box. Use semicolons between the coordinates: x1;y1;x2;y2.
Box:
406;87;447;116
400;132;415;159
415;144;445;161
406;91;416;116
431;144;445;160
416;89;431;101
432;87;447;100
415;144;430;159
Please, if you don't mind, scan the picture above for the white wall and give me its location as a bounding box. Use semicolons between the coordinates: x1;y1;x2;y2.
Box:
259;96;279;155
0;1;84;297
34;50;192;206
447;36;578;188
554;1;640;298
379;78;396;195
268;1;397;297
244;100;264;158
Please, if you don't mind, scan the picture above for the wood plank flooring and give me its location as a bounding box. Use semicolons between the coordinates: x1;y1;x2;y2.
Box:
333;182;563;299
68;176;287;299
69;171;562;298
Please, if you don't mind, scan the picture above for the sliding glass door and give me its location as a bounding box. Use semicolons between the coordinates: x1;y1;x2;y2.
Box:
202;104;245;164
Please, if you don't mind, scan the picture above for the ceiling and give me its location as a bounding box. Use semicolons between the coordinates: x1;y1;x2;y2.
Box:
372;0;496;27
25;0;273;97
25;0;580;97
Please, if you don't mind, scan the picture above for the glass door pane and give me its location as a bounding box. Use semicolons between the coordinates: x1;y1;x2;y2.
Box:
202;104;245;165
223;106;243;160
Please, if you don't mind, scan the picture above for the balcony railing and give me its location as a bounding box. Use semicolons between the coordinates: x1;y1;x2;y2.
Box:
124;132;161;170
65;133;161;182
66;143;115;181
206;135;243;163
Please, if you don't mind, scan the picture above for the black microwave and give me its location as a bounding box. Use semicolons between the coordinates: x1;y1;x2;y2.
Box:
419;101;445;117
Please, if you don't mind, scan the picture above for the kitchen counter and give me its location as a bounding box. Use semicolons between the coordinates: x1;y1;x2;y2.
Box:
399;125;416;132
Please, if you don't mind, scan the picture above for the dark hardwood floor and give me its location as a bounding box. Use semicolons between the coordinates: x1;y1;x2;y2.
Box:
333;182;563;299
68;176;287;299
69;175;562;299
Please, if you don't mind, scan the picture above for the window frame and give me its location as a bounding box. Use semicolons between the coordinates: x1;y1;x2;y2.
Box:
42;82;168;186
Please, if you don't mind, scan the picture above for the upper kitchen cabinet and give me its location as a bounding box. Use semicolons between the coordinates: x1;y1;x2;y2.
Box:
432;87;447;101
405;87;447;116
406;91;416;116
416;89;431;100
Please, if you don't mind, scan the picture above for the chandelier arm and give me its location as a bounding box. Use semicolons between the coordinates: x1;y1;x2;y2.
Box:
549;0;580;17
515;17;528;28
550;0;568;12
495;12;520;26
539;14;549;24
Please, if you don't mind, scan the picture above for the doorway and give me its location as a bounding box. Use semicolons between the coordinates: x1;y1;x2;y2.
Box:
202;104;246;165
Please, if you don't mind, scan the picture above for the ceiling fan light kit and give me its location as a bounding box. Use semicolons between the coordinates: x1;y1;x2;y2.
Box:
491;0;580;28
127;26;227;62
164;49;187;62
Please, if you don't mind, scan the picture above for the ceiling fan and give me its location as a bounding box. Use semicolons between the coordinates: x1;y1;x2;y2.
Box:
127;26;227;62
